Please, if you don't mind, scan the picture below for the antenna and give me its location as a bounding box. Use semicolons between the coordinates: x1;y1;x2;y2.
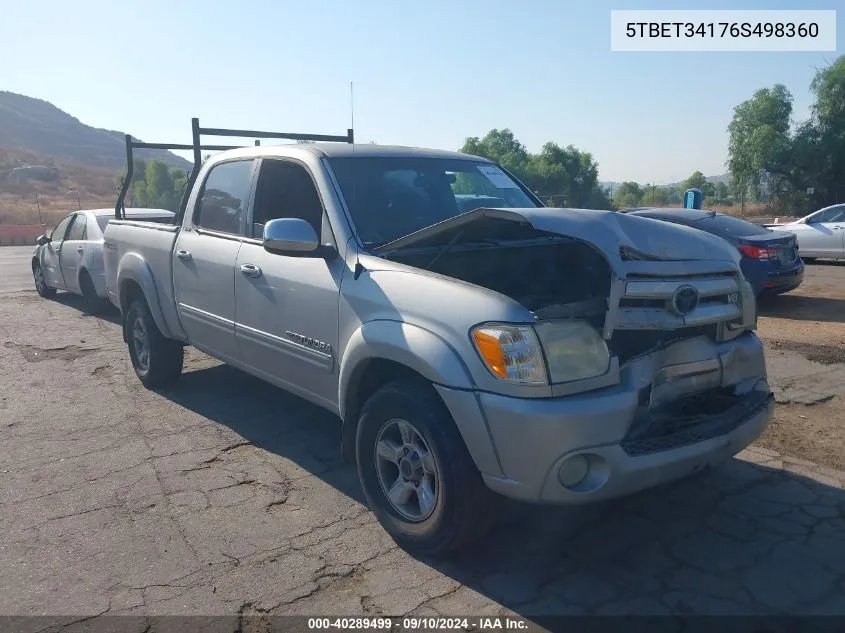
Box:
350;81;355;135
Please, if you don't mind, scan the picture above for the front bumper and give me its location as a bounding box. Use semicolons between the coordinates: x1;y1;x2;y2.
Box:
437;330;773;504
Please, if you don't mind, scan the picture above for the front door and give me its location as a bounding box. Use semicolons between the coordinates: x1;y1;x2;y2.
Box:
42;214;74;288
60;212;88;293
173;159;255;364
234;158;344;409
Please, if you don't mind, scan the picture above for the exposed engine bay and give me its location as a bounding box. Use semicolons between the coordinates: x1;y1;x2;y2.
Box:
384;235;613;330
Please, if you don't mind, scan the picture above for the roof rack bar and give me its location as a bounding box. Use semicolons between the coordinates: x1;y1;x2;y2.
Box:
199;125;354;144
115;117;354;220
128;142;242;151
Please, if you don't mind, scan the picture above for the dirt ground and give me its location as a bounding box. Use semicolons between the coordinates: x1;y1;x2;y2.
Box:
756;260;845;469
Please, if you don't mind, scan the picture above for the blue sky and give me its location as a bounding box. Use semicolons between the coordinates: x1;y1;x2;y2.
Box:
1;0;841;184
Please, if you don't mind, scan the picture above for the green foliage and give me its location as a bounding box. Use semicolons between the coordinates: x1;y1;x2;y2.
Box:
117;158;189;212
682;171;708;191
727;84;793;202
613;182;644;208
727;55;845;214
460;130;611;209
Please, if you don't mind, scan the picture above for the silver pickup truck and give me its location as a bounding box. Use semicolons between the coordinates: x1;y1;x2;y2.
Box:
104;124;773;555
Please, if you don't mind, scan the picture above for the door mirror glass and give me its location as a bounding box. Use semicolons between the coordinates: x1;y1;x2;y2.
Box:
263;218;321;256
36;234;51;246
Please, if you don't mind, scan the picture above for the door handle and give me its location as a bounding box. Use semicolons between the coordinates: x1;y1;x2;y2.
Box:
76;247;84;254
240;264;262;278
176;250;192;261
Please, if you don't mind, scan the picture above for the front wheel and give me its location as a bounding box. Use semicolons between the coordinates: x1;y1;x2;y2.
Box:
33;262;56;298
125;298;183;389
355;380;495;556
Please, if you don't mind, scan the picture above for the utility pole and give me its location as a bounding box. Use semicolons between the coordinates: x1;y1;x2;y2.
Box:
35;194;43;225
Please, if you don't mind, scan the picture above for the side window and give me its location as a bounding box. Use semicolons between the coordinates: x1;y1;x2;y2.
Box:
50;215;74;243
66;214;87;241
812;206;845;223
251;160;324;239
195;160;253;235
829;206;845;223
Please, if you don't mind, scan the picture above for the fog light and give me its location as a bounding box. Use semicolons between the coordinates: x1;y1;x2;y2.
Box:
558;455;589;489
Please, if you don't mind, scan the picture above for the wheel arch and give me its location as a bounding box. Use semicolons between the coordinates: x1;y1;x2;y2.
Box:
115;254;174;340
337;321;500;476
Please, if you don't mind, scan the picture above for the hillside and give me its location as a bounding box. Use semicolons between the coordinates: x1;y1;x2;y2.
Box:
0;91;191;171
0;146;117;225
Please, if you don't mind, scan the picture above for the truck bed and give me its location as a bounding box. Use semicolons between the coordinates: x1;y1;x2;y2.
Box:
103;219;186;341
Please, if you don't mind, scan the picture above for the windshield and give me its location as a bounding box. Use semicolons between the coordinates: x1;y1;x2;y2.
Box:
327;157;541;246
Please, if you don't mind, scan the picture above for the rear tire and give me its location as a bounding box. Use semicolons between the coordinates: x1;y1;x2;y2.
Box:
125;298;183;389
80;270;109;314
33;262;56;299
355;379;495;556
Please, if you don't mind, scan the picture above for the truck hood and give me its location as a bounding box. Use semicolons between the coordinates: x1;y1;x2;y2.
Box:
373;207;741;268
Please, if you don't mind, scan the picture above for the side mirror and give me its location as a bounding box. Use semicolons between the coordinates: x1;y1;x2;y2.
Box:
263;218;334;258
36;234;51;246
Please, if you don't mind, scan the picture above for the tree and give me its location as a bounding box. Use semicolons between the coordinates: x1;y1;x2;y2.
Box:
614;182;643;208
460;130;612;209
714;182;730;203
117;158;188;212
682;170;708;191
727;84;793;202
461;129;530;178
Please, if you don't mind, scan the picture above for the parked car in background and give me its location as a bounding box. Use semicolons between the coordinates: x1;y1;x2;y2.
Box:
628;208;804;297
32;208;174;312
764;204;845;261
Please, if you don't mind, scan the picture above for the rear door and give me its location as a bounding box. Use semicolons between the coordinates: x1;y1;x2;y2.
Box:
60;212;88;292
42;214;74;288
234;158;344;408
173;159;256;364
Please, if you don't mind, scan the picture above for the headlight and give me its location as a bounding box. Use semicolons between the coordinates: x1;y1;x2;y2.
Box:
470;325;547;385
534;320;610;383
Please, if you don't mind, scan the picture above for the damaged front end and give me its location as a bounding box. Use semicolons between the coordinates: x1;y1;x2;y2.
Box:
379;207;771;457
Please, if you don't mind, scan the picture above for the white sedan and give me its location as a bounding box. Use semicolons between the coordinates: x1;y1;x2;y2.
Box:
766;204;845;261
32;207;174;312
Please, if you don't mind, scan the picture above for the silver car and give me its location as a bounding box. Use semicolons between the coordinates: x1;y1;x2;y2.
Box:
766;203;845;261
32;207;173;312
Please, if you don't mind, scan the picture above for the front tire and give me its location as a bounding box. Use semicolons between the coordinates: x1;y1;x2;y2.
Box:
355;380;494;556
79;270;109;314
125;298;183;389
33;262;56;299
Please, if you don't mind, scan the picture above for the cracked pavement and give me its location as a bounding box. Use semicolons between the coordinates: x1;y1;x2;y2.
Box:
1;247;844;626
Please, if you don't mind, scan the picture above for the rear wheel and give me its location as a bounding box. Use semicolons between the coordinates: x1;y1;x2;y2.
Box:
355;379;495;556
125;298;183;388
33;262;56;298
79;270;109;314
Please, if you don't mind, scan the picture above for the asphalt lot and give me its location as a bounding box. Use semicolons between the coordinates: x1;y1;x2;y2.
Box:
1;246;845;626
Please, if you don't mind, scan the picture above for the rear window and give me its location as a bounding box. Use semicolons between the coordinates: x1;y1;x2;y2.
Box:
692;214;772;238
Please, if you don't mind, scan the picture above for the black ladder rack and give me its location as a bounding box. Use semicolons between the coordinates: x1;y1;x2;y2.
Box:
114;117;354;221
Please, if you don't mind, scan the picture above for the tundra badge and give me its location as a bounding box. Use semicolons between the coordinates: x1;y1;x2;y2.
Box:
285;331;332;354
